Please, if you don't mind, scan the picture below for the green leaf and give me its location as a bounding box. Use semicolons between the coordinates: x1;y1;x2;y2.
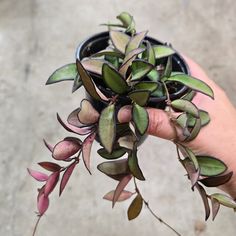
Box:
211;193;236;209
127;193;143;220
134;82;158;92
187;110;210;128
119;48;145;77
182;146;199;171
171;99;199;118
97;147;127;159
128;90;150;106
72;74;82;93
164;56;172;78
110;30;130;54
197;156;227;176
81;58;108;75
128;149;145;180
105;55;119;69
151;86;164;97
102;63;129;94
176;113;190;137
181;90;196;101
148;69;159;82
185;118;201;141
126;31;148;54
146;41;155;65
153;45;175;59
98;104;116;153
167;74;214;99
46;63;77;85
117;12;136;34
131;60;154;81
132;103;149;135
76;59;103;101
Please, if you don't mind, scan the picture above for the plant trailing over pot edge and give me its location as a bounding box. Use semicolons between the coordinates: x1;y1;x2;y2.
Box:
28;12;236;236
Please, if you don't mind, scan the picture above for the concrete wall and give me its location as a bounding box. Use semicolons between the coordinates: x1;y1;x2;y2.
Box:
0;0;236;235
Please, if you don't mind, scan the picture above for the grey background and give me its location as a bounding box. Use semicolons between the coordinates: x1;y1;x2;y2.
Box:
1;0;236;235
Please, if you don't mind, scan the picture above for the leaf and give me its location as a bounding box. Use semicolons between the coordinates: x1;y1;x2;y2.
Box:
97;147;127;159
132;103;149;135
113;174;132;207
43;139;54;153
98;104;116;153
102;63;129;94
118;135;136;150
195;184;210;220
110;30;130;54
153;45;175;59
37;193;49;215
182;159;200;187
67;108;85;128
126;31;148;54
134;82;158;92
76;59;104;101
97;159;129;177
128;149;145;180
127;193;143;220
103;190;134;202
52;138;81;160
176;113;191;137
211;198;220;221
197;156;227;176
59;162;77;196
128;90;150;106
57;113;92;135
92;50;124;59
27;169;49;182
146;41;155;65
131;60;154;81
171;99;199;118
46;63;77;85
119;48;145;77
38;162;61;172
181;90;196;101
164;56;172;78
117;12;135;33
78;99;100;125
167;74;214;99
148;69;159;82
185;118;201;141
187;110;210;128
82;132;96;174
44;171;60;196
211;193;236;209
72;74;82;93
81;58;108;75
199;172;233;187
181;146;199;171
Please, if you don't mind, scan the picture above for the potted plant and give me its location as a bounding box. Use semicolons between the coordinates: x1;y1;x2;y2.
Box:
28;12;236;236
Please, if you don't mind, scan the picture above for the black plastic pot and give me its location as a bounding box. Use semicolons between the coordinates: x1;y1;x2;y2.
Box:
76;31;190;112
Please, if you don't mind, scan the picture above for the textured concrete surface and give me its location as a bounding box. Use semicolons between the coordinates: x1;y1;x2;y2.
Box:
1;0;236;235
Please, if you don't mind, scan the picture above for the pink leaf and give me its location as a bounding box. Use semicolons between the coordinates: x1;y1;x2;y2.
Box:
44;171;60;196
82;132;96;174
37;193;49;215
57;113;93;135
94;85;109;101
27;168;49;182
38;162;61;172
67;107;89;128
52;139;81;160
112;175;132;208
43;139;54;152
59;162;77;196
103;190;134;202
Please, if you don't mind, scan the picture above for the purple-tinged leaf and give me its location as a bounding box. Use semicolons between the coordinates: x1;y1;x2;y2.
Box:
127;193;143;220
38;162;61;172
211;198;220;221
82;132;96;174
27;168;49;182
118;135;136;150
185;118;201;142
37;193;49;216
126;31;148;54
92;50;124;59
195;183;210;221
81;58;107;75
59;162;77;196
78;99;100;125
43;139;53;153
103;190;134;202
211;193;236;209
67;108;85;128
52;139;81;161
37;185;45;202
44;171;60;196
199;172;233;187
112;174;132;208
110;30;130;54
72;73;82;93
183;159;200;188
57;113;92;135
131;60;154;81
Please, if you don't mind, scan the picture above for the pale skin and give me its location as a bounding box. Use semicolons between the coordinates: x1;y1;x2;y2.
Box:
118;57;236;199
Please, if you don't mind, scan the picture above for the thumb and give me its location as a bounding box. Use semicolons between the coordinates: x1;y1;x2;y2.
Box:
118;106;179;140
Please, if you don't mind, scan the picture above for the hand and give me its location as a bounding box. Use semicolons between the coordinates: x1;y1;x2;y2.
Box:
118;57;236;198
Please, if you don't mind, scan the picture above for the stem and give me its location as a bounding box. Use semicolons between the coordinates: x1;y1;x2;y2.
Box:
32;216;41;236
133;178;182;236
